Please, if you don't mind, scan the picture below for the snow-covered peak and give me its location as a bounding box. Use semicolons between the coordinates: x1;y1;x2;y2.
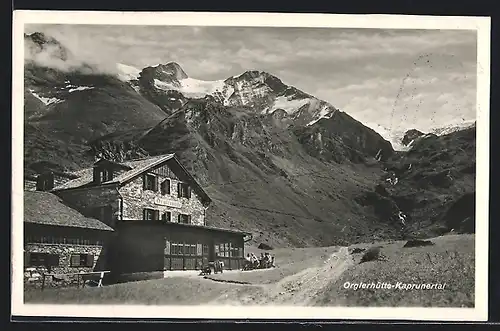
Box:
154;77;234;103
116;63;141;82
154;62;188;80
430;120;476;136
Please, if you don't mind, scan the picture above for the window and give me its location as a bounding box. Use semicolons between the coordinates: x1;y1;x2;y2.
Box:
160;179;171;195
100;168;113;182
143;174;158;191
143;208;159;221
70;254;94;267
169;242;199;256
178;214;191;224
171;242;184;255
93;167;113;184
216;242;233;258
188;244;196;256
202;244;209;256
177;182;191;199
161;211;172;222
28;252;60;267
231;246;243;258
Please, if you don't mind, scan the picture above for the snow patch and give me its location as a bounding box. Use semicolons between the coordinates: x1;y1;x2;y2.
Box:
67;86;94;93
29;90;63;106
270;96;310;115
116;63;141;81
154;77;229;100
307;107;334;126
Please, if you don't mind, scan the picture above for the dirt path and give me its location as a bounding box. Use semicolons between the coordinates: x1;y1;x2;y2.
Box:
206;247;354;306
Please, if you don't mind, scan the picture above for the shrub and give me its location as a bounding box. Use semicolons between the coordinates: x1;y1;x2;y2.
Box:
359;246;382;264
403;239;435;248
258;243;274;250
349;247;366;254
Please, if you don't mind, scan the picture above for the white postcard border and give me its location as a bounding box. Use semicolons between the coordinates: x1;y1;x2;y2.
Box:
11;10;490;321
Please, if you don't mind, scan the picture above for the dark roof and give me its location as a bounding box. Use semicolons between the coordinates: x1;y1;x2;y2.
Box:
53;154;174;190
52;154;212;205
120;220;251;236
24;191;114;231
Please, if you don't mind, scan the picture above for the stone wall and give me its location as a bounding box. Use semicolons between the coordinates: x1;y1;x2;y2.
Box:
119;169;206;226
24;243;104;289
55;185;121;228
24;179;37;191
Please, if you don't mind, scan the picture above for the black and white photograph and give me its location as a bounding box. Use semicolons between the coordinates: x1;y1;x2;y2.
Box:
11;11;490;321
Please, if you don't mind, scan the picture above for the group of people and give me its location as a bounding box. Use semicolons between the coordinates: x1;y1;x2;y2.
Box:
243;252;275;270
199;260;225;275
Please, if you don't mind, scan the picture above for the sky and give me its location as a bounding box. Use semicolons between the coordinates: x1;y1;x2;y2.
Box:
25;24;477;139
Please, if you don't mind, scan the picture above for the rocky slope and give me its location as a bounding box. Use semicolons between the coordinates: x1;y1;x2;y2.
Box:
357;125;476;239
23;32;476;247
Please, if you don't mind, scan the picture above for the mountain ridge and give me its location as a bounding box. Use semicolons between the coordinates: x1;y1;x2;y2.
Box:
22;32;476;248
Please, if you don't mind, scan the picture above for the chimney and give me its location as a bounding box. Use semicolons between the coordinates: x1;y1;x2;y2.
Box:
36;172;54;191
93;166;102;184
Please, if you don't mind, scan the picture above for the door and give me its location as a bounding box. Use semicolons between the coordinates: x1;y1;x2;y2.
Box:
164;238;171;271
208;240;215;262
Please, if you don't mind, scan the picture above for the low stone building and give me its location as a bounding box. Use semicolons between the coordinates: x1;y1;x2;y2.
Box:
43;153;250;274
24;191;114;288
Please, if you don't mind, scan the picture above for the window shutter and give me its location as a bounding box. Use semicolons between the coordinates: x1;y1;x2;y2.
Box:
86;254;94;267
187;215;192;224
177;183;182;198
46;254;59;267
178;214;181;223
70;254;80;267
143;209;147;220
154;176;159;192
142;175;147;190
165;239;171;255
187;186;192;198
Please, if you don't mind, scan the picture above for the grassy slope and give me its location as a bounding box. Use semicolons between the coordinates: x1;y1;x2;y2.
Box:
25;234;474;307
315;234;475;307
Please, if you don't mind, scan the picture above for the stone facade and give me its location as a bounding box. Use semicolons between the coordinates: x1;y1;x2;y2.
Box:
24;223;112;289
24;243;104;289
41;156;248;276
119;163;206;226
24;179;37;192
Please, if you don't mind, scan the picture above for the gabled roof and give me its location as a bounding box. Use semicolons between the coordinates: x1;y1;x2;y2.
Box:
24;191;114;231
51;154;211;205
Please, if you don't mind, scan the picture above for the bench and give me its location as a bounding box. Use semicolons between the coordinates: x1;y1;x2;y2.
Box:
41;271;110;291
